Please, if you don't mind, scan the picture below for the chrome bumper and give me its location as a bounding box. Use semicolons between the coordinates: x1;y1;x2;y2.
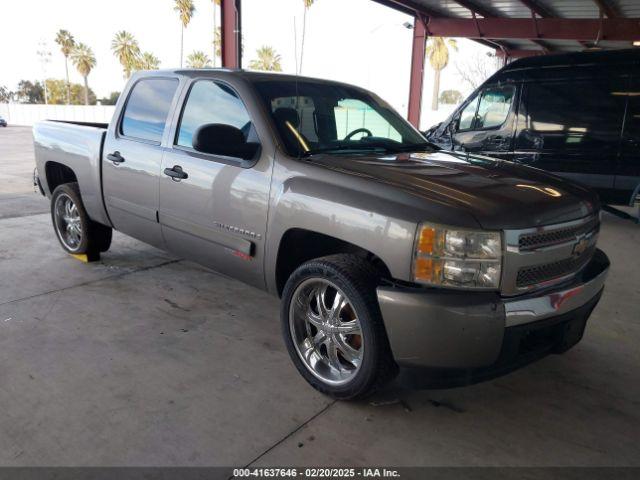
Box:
377;249;610;369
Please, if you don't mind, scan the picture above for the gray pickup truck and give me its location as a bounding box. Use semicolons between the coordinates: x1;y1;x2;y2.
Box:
33;69;610;399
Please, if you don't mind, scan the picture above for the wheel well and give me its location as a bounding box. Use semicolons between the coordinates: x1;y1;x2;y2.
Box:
45;162;77;193
275;228;391;296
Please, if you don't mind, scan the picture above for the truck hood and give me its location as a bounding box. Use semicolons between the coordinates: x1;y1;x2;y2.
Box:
305;150;599;229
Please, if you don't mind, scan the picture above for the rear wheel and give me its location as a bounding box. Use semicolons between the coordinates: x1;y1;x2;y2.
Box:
51;182;112;256
281;254;397;399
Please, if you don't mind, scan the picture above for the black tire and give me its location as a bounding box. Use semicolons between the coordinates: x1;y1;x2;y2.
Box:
50;182;112;255
281;254;397;400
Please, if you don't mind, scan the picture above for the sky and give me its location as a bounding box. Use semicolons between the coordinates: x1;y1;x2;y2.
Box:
0;0;498;127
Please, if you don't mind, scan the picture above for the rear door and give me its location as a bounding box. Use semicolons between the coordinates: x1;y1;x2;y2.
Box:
512;75;626;199
451;84;517;159
103;77;180;247
158;78;272;290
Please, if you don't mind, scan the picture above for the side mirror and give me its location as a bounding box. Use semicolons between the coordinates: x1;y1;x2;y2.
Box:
192;123;259;160
422;122;441;138
450;117;459;133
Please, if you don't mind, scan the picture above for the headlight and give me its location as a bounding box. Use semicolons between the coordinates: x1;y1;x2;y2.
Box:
413;223;502;289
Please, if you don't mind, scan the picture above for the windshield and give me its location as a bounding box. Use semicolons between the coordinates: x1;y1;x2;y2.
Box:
253;79;432;157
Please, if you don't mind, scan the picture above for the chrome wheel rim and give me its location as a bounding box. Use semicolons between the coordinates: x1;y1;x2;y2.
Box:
53;193;82;252
289;278;364;386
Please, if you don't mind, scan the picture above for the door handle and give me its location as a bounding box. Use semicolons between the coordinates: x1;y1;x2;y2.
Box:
163;165;188;181
107;151;125;164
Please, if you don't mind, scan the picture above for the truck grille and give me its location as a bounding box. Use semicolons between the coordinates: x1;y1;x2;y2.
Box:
516;245;596;288
519;217;599;251
502;214;600;295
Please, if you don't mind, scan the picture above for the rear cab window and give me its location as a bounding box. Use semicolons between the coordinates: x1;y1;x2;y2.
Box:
120;78;179;143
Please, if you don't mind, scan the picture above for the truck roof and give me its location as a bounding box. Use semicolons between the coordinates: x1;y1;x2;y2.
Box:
133;68;349;86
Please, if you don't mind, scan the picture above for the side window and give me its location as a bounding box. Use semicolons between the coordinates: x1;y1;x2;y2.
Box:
177;80;255;148
522;79;626;150
121;78;178;143
458;96;479;130
334;99;401;141
475;86;515;129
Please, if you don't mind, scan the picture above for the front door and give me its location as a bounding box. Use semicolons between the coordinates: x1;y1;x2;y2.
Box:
158;79;271;289
102;77;180;247
512;76;626;200
615;74;640;205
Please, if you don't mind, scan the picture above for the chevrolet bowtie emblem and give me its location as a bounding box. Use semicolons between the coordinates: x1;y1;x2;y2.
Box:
572;236;590;258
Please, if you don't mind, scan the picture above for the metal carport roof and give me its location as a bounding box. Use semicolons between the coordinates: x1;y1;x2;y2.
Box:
217;0;640;127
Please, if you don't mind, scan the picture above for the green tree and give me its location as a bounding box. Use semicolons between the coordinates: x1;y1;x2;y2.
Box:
186;51;211;69
439;89;463;105
112;31;141;78
54;30;75;104
0;85;12;103
45;79;96;105
70;42;96;105
212;0;221;66
299;0;315;74
136;52;161;70
426;37;458;111
174;0;196;68
99;91;120;105
249;46;282;72
214;26;221;63
16;80;44;104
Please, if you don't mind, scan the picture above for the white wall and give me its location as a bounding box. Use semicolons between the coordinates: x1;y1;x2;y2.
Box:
0;104;116;126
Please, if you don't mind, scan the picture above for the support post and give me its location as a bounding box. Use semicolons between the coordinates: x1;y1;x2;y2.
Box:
221;0;241;68
408;15;427;129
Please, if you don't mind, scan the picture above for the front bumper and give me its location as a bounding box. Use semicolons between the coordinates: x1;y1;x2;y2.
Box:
377;249;609;382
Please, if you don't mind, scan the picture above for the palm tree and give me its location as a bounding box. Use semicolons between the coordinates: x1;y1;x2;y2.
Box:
70;42;96;105
299;0;314;74
212;0;221;66
248;46;282;72
213;27;222;62
137;52;161;70
112;31;140;78
54;30;75;104
174;0;196;68
426;37;458;111
186;51;211;69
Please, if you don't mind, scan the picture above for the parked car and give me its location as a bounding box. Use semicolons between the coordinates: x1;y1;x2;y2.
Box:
0;116;7;127
33;70;609;399
425;49;640;207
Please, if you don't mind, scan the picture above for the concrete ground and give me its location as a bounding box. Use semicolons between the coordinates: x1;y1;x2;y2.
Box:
0;126;639;467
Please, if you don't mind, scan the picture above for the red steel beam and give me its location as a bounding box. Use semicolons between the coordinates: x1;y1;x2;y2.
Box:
221;0;241;68
407;15;427;128
423;17;640;41
593;0;619;18
452;1;554;52
496;49;547;58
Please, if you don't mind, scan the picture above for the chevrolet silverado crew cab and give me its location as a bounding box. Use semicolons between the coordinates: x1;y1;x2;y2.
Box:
33;70;610;399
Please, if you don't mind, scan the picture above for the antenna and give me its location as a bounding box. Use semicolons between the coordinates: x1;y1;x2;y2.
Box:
293;14;303;158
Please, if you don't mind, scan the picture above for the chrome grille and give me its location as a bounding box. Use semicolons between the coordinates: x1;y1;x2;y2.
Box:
502;214;600;296
516;245;596;287
519;217;599;251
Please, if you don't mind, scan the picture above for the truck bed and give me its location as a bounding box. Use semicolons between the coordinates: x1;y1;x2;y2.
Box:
33;120;112;227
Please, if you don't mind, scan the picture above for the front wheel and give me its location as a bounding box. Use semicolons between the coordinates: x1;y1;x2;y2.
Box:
51;182;112;256
281;254;397;399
